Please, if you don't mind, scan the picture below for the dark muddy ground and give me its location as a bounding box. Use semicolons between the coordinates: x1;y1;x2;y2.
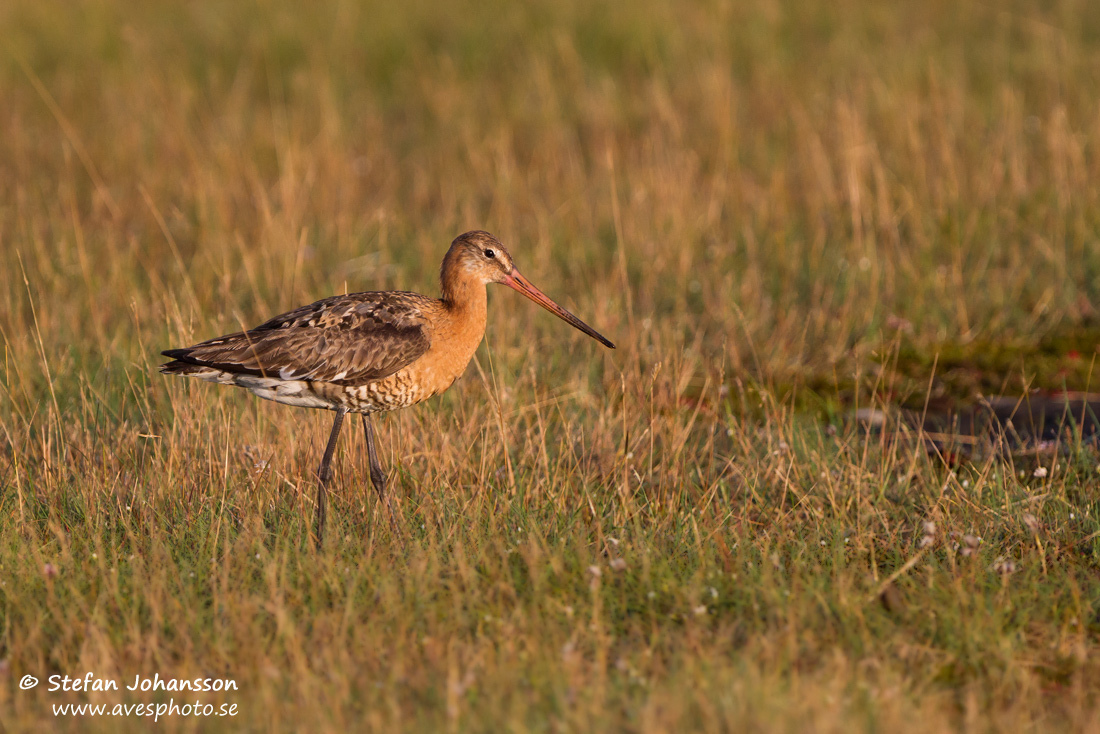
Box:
850;323;1100;462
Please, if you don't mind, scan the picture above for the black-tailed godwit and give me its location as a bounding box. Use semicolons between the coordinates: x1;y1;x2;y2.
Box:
161;231;614;545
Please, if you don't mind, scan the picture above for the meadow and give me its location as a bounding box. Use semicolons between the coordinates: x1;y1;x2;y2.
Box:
2;0;1100;730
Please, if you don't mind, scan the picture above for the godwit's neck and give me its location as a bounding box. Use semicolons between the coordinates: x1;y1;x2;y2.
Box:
439;268;488;356
440;267;487;317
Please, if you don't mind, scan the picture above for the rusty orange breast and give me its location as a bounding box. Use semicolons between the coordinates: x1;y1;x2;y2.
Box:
391;288;488;405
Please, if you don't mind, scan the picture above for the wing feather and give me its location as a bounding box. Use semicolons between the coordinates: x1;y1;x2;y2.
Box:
161;292;433;384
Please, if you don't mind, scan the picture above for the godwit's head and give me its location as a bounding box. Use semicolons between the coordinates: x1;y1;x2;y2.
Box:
442;230;615;349
444;230;516;284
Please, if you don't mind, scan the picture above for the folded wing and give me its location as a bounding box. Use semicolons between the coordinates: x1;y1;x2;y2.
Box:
161;292;433;385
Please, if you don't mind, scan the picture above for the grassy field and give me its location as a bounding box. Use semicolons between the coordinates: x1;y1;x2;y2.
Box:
2;0;1100;730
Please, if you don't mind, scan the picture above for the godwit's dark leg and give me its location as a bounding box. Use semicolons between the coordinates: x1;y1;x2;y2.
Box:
362;414;401;537
313;407;347;548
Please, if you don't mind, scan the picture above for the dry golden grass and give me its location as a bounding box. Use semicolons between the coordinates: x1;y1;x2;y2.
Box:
2;0;1100;731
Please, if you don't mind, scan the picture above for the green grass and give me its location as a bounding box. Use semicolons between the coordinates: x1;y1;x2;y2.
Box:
2;0;1100;730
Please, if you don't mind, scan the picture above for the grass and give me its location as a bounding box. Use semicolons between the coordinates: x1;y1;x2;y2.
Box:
2;0;1100;730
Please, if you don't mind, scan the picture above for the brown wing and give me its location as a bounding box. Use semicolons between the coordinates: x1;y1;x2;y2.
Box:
161;292;433;384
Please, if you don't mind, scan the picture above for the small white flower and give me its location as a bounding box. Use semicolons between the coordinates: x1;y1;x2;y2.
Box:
1033;466;1048;479
693;605;707;616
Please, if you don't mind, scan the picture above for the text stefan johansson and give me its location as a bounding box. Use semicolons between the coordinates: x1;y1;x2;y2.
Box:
49;673;238;693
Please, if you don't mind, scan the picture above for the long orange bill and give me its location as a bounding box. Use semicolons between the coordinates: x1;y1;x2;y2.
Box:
503;269;616;349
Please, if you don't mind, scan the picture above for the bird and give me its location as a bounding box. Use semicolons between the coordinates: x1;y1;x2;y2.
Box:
160;230;615;546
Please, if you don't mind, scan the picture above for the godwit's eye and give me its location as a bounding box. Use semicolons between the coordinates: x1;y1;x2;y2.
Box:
484;249;495;258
